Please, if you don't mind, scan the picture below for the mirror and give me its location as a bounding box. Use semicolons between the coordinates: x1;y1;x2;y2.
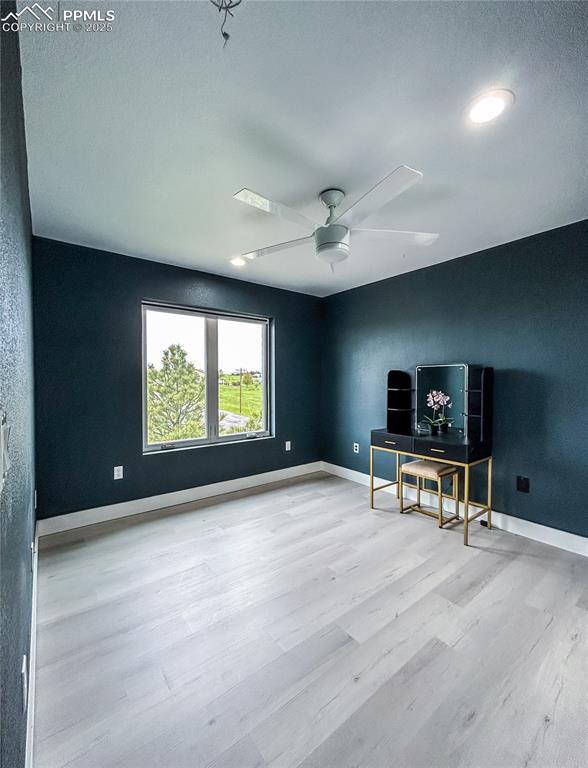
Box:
415;364;466;434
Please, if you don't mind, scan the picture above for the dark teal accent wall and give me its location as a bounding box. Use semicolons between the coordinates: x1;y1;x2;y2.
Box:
0;6;35;766
321;220;588;538
33;238;322;519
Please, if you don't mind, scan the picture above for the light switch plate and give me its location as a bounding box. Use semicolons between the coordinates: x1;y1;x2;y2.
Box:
114;466;124;480
0;411;11;497
21;655;28;712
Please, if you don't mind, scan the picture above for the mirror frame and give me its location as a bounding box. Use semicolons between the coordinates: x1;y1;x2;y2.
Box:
415;363;469;437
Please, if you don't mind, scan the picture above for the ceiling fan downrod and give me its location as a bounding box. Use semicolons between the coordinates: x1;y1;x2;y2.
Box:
319;188;345;224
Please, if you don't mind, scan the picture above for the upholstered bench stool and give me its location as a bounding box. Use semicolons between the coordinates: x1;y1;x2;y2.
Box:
399;459;460;528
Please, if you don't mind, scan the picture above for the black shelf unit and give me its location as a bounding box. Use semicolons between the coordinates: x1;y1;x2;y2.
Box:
386;370;413;434
463;366;493;443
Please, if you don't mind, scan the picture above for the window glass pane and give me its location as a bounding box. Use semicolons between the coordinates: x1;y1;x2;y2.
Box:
145;309;206;444
218;319;265;436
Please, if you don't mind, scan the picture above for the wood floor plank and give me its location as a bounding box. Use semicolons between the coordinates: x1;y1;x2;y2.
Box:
296;637;468;768
251;591;455;767
40;623;356;768
392;604;586;768
336;545;473;643
206;736;268;768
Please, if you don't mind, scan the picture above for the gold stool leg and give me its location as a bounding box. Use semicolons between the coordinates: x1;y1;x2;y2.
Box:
487;457;493;529
438;477;443;527
417;475;421;508
464;465;470;546
399;469;404;513
369;445;374;509
453;472;458;519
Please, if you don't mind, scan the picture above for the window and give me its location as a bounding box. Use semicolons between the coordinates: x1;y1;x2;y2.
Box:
143;303;270;451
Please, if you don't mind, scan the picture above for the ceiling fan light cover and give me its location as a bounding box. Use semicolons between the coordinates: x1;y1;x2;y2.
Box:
315;224;350;264
317;242;350;264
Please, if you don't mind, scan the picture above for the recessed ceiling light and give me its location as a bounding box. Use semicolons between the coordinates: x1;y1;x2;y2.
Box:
230;256;246;267
468;89;514;124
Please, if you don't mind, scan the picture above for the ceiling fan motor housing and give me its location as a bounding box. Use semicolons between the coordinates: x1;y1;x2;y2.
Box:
314;224;350;264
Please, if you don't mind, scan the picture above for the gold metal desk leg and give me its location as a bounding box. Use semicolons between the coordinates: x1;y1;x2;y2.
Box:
395;452;400;499
417;475;421;508
487;457;493;529
464;465;470;546
369;445;374;509
437;477;443;527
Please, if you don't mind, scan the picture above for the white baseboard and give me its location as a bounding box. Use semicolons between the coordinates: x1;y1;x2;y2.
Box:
35;458;586;558
320;461;587;558
25;523;38;768
36;462;323;537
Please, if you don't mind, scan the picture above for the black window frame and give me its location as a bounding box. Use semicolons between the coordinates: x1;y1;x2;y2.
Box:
142;301;272;453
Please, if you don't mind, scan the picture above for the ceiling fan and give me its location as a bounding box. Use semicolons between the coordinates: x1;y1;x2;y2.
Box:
232;165;439;272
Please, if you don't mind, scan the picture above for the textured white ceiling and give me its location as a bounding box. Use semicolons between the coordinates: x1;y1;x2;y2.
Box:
18;0;588;296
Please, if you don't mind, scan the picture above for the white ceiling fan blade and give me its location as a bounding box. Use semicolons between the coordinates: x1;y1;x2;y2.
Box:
354;229;439;246
335;166;423;228
242;236;313;260
234;188;316;231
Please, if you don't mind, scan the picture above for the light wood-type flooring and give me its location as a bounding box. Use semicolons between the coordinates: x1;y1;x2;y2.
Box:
34;473;588;768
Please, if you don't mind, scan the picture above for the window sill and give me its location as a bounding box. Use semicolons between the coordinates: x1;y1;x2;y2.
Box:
143;434;275;456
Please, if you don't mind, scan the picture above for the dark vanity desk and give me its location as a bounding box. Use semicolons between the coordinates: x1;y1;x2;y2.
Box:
369;429;493;546
370;364;494;546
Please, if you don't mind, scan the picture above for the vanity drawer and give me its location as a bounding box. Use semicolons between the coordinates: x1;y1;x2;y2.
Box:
415;440;467;463
371;431;413;452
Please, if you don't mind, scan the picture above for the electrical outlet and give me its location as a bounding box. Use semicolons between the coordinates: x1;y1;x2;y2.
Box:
114;466;124;480
516;475;530;493
285;441;291;452
353;442;360;454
